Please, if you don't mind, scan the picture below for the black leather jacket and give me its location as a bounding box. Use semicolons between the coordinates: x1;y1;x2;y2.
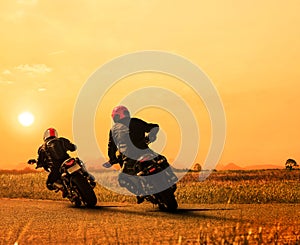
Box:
37;137;76;169
108;117;159;163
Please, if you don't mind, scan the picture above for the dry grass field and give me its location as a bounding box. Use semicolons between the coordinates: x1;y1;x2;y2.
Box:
1;168;299;204
0;169;299;244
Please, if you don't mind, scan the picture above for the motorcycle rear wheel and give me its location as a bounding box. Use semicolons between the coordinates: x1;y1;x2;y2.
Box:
71;173;97;207
157;188;178;212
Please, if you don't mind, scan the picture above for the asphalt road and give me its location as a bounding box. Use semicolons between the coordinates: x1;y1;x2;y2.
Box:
0;198;299;244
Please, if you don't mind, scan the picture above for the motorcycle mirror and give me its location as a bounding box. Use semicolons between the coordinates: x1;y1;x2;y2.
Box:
28;159;37;164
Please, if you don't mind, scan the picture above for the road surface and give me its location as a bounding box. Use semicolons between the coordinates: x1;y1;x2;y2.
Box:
0;198;299;244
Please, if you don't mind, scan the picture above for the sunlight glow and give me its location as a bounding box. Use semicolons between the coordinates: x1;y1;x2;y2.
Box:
18;111;35;127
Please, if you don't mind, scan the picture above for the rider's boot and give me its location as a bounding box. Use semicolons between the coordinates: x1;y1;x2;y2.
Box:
53;182;67;198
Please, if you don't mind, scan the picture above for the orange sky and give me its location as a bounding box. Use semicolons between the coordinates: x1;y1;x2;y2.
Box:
1;0;300;169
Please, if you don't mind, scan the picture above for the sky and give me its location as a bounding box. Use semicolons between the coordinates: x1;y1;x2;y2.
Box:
1;0;300;170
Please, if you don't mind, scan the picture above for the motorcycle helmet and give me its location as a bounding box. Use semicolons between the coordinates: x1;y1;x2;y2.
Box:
43;127;58;141
111;105;130;122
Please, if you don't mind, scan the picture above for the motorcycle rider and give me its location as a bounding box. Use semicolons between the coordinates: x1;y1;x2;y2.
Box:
108;105;169;203
34;128;77;197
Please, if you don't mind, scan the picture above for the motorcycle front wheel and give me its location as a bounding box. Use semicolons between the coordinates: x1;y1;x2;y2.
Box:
71;173;97;207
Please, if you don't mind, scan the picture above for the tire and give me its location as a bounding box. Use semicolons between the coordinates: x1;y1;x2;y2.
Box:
74;196;81;208
157;188;178;212
71;173;97;207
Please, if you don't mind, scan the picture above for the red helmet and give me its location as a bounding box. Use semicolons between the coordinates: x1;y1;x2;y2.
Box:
43;128;58;141
111;105;130;122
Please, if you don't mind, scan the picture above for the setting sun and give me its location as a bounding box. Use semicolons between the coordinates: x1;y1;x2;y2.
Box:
18;112;35;127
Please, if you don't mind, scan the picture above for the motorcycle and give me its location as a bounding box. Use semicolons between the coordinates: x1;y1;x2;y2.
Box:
28;157;97;207
103;153;178;212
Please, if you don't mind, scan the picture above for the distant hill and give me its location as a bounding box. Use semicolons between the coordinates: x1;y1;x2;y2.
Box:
219;162;243;170
218;162;283;171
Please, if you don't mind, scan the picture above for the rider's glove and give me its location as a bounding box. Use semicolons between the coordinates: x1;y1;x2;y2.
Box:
148;133;157;143
109;159;119;165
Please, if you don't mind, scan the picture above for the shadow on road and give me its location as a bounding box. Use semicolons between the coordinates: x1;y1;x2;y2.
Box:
153;207;241;222
71;204;242;222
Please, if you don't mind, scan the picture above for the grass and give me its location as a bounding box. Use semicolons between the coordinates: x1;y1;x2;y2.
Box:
0;168;299;204
175;222;300;245
177;169;300;204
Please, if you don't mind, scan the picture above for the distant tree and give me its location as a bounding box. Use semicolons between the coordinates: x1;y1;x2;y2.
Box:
193;163;202;172
285;159;298;170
